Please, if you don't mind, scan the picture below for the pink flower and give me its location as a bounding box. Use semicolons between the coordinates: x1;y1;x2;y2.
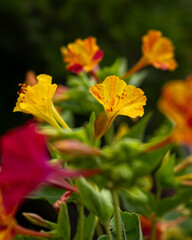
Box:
0;121;52;215
0;121;99;239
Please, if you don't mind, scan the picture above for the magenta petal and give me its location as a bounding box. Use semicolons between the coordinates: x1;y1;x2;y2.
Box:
92;50;103;61
46;178;78;193
0;121;52;214
67;63;84;74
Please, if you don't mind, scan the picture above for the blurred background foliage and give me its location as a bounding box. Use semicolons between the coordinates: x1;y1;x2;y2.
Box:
1;0;192;134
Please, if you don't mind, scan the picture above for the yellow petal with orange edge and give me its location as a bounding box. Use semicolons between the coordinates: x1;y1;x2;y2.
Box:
89;75;147;118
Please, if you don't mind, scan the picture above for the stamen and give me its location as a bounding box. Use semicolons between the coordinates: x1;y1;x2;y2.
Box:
17;83;27;95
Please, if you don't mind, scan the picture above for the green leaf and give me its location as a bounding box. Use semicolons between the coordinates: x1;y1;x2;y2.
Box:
123;112;152;140
155;153;176;188
85;112;96;145
110;211;127;240
98;211;143;240
76;178;114;224
97;236;108;240
98;58;127;81
73;213;97;240
120;189;154;217
120;212;143;240
133;145;171;177
156;188;192;217
54;203;70;240
128;70;148;87
30;186;65;205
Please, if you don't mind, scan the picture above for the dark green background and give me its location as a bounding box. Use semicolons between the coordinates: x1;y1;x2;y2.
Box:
1;0;192;134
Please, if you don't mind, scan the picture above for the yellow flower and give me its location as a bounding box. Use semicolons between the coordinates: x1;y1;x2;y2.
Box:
61;37;103;74
13;74;70;130
89;75;147;138
122;30;177;78
158;75;192;146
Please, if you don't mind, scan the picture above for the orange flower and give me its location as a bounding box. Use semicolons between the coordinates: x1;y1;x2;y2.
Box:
89;75;146;138
122;30;177;78
140;215;186;240
140;216;164;240
158;75;192;146
61;37;103;74
142;30;177;70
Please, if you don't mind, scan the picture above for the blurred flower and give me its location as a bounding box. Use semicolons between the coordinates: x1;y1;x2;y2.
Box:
53;139;101;156
122;30;177;78
13;74;70;130
0;122;52;239
142;30;177;70
61;37;103;74
158;75;192;147
0;121;99;239
140;215;186;240
140;216;164;240
24;70;37;86
89;75;146;138
114;122;129;141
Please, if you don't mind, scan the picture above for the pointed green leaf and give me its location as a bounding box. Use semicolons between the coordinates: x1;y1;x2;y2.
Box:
123;112;152;140
54;203;70;240
155;153;176;188
120;189;154;217
85;112;96;145
76;178;114;224
156;188;192;217
128;70;148;87
30;186;65;205
98;58;127;81
133;145;171;177
73;213;97;240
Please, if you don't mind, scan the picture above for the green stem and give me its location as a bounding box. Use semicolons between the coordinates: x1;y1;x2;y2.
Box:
52;104;71;131
77;203;84;240
150;218;156;240
96;221;103;237
111;189;122;240
121;56;148;78
151;188;161;240
103;222;112;240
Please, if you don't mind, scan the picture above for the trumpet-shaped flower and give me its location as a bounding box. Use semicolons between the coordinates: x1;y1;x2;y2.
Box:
89;75;147;138
122;30;177;78
158;75;192;146
13;74;70;130
142;30;177;70
61;37;103;74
